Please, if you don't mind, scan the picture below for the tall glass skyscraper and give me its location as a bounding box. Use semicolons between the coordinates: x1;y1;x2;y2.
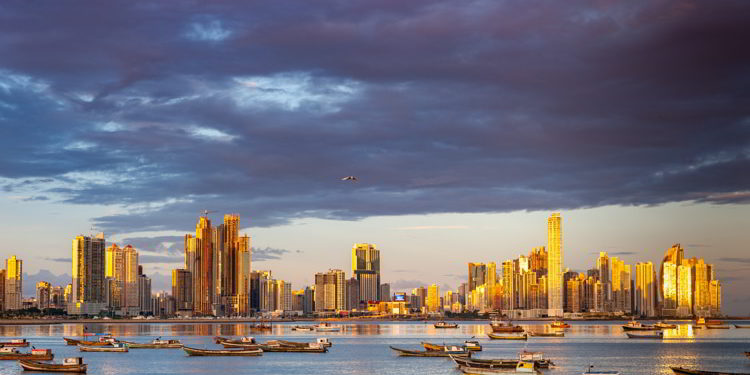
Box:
546;213;563;316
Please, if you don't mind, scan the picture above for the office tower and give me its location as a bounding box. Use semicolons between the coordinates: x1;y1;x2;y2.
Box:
50;286;65;309
530;247;548;275
352;243;380;302
426;284;440;313
185;216;213;315
4;255;22;310
693;259;710;316
709;280;721;316
346;277;360;310
274;280;291;311
546;213;563;316
172;269;193;314
563;270;578;312
468;263;486;292
660;244;684;316
250;270;271;312
292;289;304;311
596;252;611;310
487;262;497;309
70;234;107;314
676;263;693;317
314;269;346;311
303;287;314;314
635;262;655;317
138;273;151;314
380;283;391;302
105;244;140;314
36;281;51;310
611;257;631;313
209;214;251;316
259;272;276;312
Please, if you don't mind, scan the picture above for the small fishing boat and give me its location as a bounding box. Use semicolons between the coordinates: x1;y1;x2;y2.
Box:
0;348;54;361
120;338;182;349
705;325;731;330
622;320;658;331
266;338;332;348
221;341;261;349
19;357;87;373
626;331;663;339
434;321;459;329
583;365;620;375
259;343;328;353
63;337;116;346
291;325;315;331
215;336;256;345
550;321;571;329
490;320;525;333
78;343;128;352
671;367;750;375
452;354;553;370
183;346;263;356
0;339;30;347
654;321;678;329
464;340;482;351
248;323;272;331
734;325;750;329
487;333;527;340
528;331;564;337
316;338;332;348
390;345;470;357
315;323;341;332
458;361;538;374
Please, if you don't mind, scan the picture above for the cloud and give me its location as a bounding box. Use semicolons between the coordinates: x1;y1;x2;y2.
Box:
390;279;428;291
119;235;184;253
139;255;183;264
395;225;469;231
0;0;746;236
252;247;301;262
717;257;750;264
43;257;71;263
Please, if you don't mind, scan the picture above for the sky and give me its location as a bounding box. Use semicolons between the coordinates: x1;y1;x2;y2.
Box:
0;1;748;314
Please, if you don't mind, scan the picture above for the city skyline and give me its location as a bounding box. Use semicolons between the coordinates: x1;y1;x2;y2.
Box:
0;1;748;315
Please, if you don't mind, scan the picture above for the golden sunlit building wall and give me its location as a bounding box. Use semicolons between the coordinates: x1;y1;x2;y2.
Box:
677;263;693;317
426;284;440;313
4;255;22;310
546;213;563;316
352;243;380;302
635;262;655;317
70;234;107;315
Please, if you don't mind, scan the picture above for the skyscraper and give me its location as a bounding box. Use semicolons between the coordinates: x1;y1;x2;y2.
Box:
635;262;655;317
105;244;140;314
596;252;611;310
70;234;107;315
186;216;213;315
352;243;380;302
314;269;346;311
660;244;683;317
36;281;51;310
4;255;22;310
427;284;440;313
677;263;693;317
172;269;193;314
546;213;563;316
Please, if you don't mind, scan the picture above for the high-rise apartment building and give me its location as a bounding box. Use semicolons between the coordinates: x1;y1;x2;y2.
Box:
70;234;107;315
676;263;693;317
352;243;380;302
185;216;213;315
427;284;440;313
209;214;252;316
172;269;193;314
635;262;655;317
314;269;346;311
379;283;391;302
693;259;710;317
546;213;563;316
4;255;22;310
36;281;51;310
105;244;140;314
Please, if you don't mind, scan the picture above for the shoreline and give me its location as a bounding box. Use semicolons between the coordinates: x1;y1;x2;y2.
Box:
0;317;747;326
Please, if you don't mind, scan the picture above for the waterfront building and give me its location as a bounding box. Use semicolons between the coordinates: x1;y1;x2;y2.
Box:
314;269;346;311
210;214;251;316
50;286;65;309
546;213;563;316
105;244;140;315
346;277;360;310
0;269;4;310
172;269;192;315
36;281;51;310
635;262;655;317
303;286;314;314
660;244;683;317
185;216;214;315
70;234;107;315
380;283;391;302
693;259;711;317
427;284;440;313
709;280;721;315
352;243;380;301
138;273;151;315
596;252;611;311
676;263;693;317
4;255;22;310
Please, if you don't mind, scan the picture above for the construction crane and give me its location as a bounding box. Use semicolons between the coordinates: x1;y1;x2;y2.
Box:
200;209;217;217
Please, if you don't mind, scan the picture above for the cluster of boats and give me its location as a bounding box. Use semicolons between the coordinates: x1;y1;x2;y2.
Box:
291;322;342;332
185;336;332;355
485;320;568;340
0;337;88;373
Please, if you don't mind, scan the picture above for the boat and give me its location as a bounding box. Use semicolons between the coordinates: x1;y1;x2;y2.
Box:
248;323;272;331
215;336;256;345
259;343;328;353
390;345;470;357
626;331;663;339
316;338;333;348
0;339;30;347
734;325;750;329
19;357;87;373
519;351;555;368
435;321;459;329
550;321;571;329
654;321;678;329
83;332;112;337
183;346;263;356
315;322;341;332
490;320;525;333
528;331;564;337
78;343;128;352
292;325;315;331
464;340;482;351
487;333;527;340
0;348;54;361
622;320;658;331
120;338;182;349
706;320;723;326
705;325;731;329
63;337;116;346
266;338;332;348
458;361;538;374
671;367;750;375
583;365;620;375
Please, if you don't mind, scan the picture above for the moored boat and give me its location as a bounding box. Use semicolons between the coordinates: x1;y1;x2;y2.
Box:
0;348;54;361
19;357;87;373
458;361;538;374
583;365;620;375
705;325;730;329
390;345;470;357
215;336;256;345
671;367;750;375
248;323;272;331
487;333;527;340
734;325;750;329
519;351;554;368
63;337;116;346
315;322;341;332
120;338;182;349
626;331;664;339
490;320;525;333
0;339;30;347
291;325;315;331
183;346;263;356
435;321;459;329
550;321;571;329
78;343;128;352
654;321;678;329
622;320;658;331
259;343;328;353
464;340;482;351
528;331;564;337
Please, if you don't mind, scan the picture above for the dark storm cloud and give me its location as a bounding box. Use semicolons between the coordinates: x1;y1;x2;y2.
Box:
0;0;748;233
253;247;301;262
